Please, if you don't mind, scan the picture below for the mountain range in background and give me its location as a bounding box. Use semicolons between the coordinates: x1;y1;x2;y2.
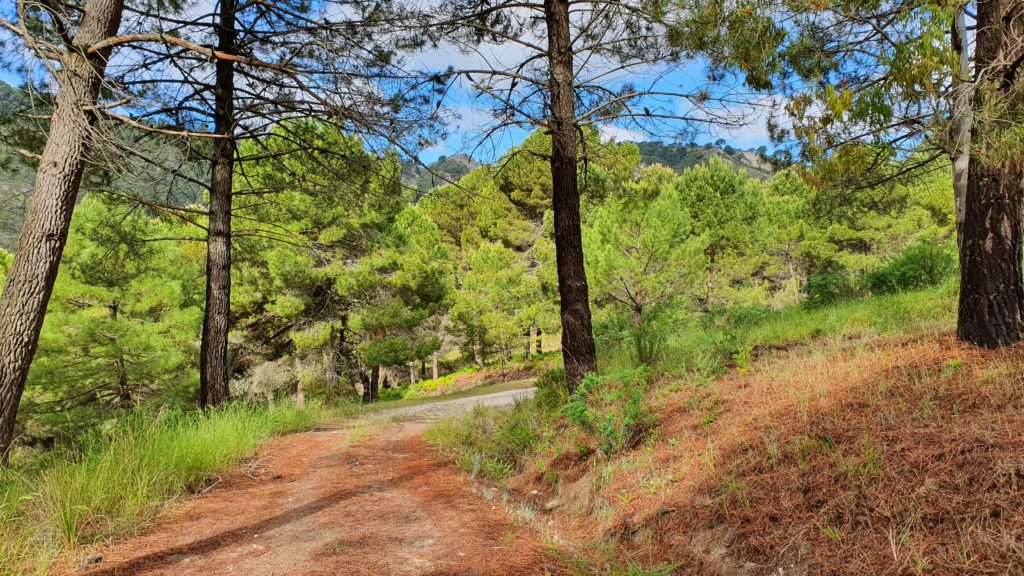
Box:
400;153;481;195
399;140;777;198
633;140;777;180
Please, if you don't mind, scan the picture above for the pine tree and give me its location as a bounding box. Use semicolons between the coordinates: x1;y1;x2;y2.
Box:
0;0;126;461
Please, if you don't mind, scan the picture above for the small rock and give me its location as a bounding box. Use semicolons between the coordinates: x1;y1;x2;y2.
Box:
529;490;539;496
79;554;102;569
543;498;561;511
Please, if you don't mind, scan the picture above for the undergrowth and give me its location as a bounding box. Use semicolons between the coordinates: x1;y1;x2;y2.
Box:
424;371;563;482
0;400;338;575
552;543;682;576
427;282;963;574
428;282;957;490
635;279;957;379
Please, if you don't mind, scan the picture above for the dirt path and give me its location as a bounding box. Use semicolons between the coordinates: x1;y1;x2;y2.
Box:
70;388;552;576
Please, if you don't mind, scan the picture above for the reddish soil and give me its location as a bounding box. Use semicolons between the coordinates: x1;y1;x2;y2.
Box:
67;421;551;576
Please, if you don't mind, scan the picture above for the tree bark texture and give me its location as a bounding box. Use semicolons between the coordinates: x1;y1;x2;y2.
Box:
0;0;125;461
544;0;597;394
199;0;237;408
362;366;380;403
293;357;305;409
473;332;484;368
951;7;972;246
956;0;1024;348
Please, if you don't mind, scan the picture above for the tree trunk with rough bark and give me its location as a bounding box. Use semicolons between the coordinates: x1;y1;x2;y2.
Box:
473;332;484;368
199;0;237;408
951;7;972;247
957;158;1024;346
293;357;305;409
431;352;439;380
361;366;381;403
110;303;132;407
956;0;1024;348
544;0;597;393
0;0;125;461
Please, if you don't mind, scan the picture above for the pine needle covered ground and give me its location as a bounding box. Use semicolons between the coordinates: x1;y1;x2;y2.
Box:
429;283;1024;575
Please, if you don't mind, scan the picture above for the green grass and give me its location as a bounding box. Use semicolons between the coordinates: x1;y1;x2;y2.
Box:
552;543;683;575
653;280;958;377
425;399;551;482
0;400;339;576
425;283;960;484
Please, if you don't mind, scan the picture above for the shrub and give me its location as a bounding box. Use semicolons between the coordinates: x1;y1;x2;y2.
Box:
630;321;667;366
378;385;408;401
563;369;655;455
866;241;955;295
804;272;860;308
533;369;569;410
403;367;475;399
425;399;551;482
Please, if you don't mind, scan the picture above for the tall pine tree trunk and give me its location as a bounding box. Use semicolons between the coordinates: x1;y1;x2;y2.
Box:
199;0;236;408
0;0;125;461
545;0;597;393
473;332;484;368
950;6;972;247
361;366;380;403
956;0;1024;348
957;158;1024;346
293;357;305;409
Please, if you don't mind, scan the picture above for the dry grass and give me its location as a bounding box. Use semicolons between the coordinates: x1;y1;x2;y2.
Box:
521;333;1024;575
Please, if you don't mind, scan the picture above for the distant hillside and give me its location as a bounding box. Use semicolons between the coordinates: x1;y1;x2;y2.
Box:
634;140;776;179
401;153;480;196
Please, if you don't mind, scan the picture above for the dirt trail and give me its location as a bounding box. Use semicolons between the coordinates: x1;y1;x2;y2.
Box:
70;388;551;576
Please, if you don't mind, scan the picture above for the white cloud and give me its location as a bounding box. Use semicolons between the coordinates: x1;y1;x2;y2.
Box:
598;124;647;143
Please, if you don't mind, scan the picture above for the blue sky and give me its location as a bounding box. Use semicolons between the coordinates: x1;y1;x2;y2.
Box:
410;40;775;165
0;19;774;167
0;70;21;87
0;55;773;166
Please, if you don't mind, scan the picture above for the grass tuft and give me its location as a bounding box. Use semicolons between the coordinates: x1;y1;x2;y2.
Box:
0;400;338;575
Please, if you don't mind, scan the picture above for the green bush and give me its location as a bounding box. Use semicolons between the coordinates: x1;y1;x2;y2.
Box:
563;369;654;455
534;369;569;410
403;367;475;399
595;314;673;367
805;272;861;308
630;321;667;366
866;241;955;295
425;399;552;482
378;385;408;401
